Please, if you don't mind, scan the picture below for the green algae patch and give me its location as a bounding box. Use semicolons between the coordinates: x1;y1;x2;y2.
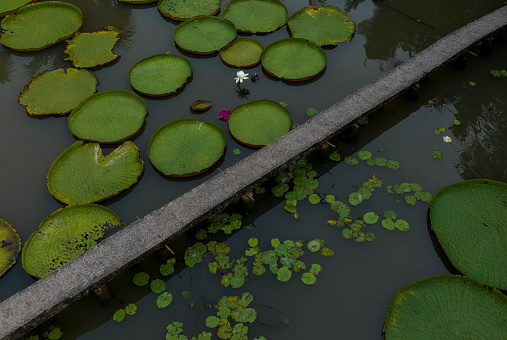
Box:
228;100;291;147
0;219;21;278
0;0;37;17
68;90;147;143
222;0;287;33
22;204;124;278
129;54;192;97
0;1;83;51
261;38;327;81
287;5;356;46
430;179;507;290
220;38;263;68
47;141;144;205
148;118;226;177
158;0;220;21
383;274;507;339
64;26;121;69
18;68;98;116
173;16;236;55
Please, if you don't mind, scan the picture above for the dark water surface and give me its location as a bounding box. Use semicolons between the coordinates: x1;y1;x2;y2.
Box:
0;0;506;338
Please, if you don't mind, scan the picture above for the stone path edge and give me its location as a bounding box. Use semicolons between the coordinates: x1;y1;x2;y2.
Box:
1;6;506;339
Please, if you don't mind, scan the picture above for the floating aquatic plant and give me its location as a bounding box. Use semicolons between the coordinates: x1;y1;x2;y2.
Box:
386;182;432;205
133;272;150;286
125;303;137;315
184;242;207;267
490;69;507;77
432;150;443;159
158;0;220;21
160;258;176;276
113;309;126;322
222;0;288;33
329;151;341;161
306;107;318;117
195;213;244;240
150;279;165;293
233;149;241;155
220;39;263;68
157;292;173;309
0;218;21;278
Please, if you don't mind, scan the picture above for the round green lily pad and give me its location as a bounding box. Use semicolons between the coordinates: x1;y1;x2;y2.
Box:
68;90;147;143
220;38;263;68
261;38;327;81
22;204;124;278
47;141;144;205
148;118;226;177
129;54;192;97
383;275;507;338
0;0;37;17
430;179;507;290
0;219;21;278
173;16;236;55
158;0;220;21
287;5;356;46
0;1;83;51
64;26;121;69
228;100;291;147
222;0;287;33
18;68;98;116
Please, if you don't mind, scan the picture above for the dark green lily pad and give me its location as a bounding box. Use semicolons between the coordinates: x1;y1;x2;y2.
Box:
158;0;220;21
64;26;121;69
222;0;287;33
0;0;37;17
228;100;291;147
0;219;21;278
47;141;144;205
287;5;356;46
261;38;327;81
129;54;192;97
148;118;226;177
22;204;124;278
0;1;83;51
173;16;236;55
18;68;98;115
190;100;212;112
68;90;147;143
220;38;263;68
430;179;507;290
119;0;157;3
383;275;507;338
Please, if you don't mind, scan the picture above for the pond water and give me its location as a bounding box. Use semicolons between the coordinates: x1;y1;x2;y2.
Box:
0;0;506;337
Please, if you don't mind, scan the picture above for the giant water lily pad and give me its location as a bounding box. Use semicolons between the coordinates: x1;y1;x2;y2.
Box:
158;0;220;21
22;204;124;278
0;219;21;277
173;16;236;55
47;141;144;205
220;38;263;68
119;0;157;3
0;0;37;17
261;38;327;81
148;118;226;177
222;0;287;33
383;275;507;338
129;54;192;97
0;1;83;51
68;90;147;143
228;100;291;147
430;179;507;290
64;26;121;69
287;5;356;46
18;68;98;115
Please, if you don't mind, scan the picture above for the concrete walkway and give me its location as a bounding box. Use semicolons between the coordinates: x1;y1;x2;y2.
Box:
1;5;506;339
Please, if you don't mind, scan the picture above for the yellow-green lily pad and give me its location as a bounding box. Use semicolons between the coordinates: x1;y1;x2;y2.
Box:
0;0;37;17
220;38;263;68
222;0;287;33
158;0;220;21
0;219;21;278
118;0;157;3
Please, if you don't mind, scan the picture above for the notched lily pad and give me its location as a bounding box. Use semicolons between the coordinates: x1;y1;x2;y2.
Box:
22;204;124;278
64;26;121;69
158;0;220;21
0;1;83;51
190;100;212;112
222;0;287;33
220;38;263;68
0;219;21;278
18;68;98;115
148;117;226;177
0;0;37;17
47;141;144;205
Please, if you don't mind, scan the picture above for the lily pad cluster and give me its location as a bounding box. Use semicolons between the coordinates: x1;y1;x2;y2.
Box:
166;321;212;340
131;271;174;309
195;213;244;240
339;150;400;170
0;219;21;277
381;210;409;231
386;182;432;205
113;303;138;322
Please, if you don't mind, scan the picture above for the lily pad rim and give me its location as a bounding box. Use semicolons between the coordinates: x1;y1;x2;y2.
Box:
0;218;22;277
222;0;288;34
0;0;38;17
157;0;220;21
219;37;264;68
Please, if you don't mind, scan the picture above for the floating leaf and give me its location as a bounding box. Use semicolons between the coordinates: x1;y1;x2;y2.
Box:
306;107;318;117
309;194;320;204
342;228;352;239
405;195;417;205
276;266;292;282
307;239;323;252
160;258;176;276
358;150;372;160
206;316;220;328
184;242;207;267
329;152;341;161
363;212;379;224
133;272;150;286
64;26;120;68
222;0;287;33
48;328;62;340
387;160;400;170
125;303;137;315
365;232;375;241
348;192;363;206
432;150;443;159
469;81;476;86
325;195;335;203
220;38;263;68
382;219;395;230
157;292;173;308
301;272;316;284
452;119;461;125
113;309;125;322
394;219;410;231
151;279;165;293
321;247;334;256
310;264;322;275
0;0;36;17
374;157;387;166
158;0;220;21
344;156;358;165
0;219;21;277
190;100;212;113
271;238;280;248
384;210;397;220
239;308;257;323
248;238;258;247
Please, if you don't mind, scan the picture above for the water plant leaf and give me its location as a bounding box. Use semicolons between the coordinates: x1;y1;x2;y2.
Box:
387;160;400;170
133;272;150;286
184;242;207;267
22;204;123;278
239;308;257;323
469;81;476;86
308;194;320;204
113;309;125;322
68;90;148;143
306;108;318;117
383;275;507;338
382;219;395;230
190;100;212;112
0;0;36;17
47;141;143;205
310;264;322;275
301;272;316;284
148;118;226;177
151;279;166;293
374;157;387;166
358;150;372;160
125;303;137;315
404;195;417;205
342;228;352;239
307;239;324;252
384;210;397;220
329;152;340;161
48;328;62;340
287;5;355;46
173;16;236;55
363;212;379;224
271;238;280;248
452;119;461;125
222;0;287;33
0;219;21;277
158;0;220;21
430;179;507;289
18;68;98;116
432;150;443;159
129;54;192;97
160;258;176;276
206;316;220;328
276;266;292;282
157;292;173;308
262;38;327;81
348;192;363;206
0;1;83;51
394;219;410;231
365;232;375;241
325;195;335;203
64;26;120;68
321;247;334;256
228;100;291;147
220;38;263;68
344;156;358;165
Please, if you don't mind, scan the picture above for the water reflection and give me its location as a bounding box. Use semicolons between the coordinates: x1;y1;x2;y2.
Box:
0;49;14;84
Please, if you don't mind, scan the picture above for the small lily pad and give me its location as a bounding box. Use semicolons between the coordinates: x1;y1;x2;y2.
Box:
0;219;21;277
363;212;379;224
309;194;320;204
358;150;372;160
0;0;37;17
133;272;150;286
394;219;410;231
277;267;292;282
125;303;137;315
151;279;166;293
301;272;317;284
119;0;157;3
220;38;263;68
382;219;395;230
158;0;220;21
113;309;125;322
306;107;318;117
190;100;212;112
157;292;173;308
222;0;287;33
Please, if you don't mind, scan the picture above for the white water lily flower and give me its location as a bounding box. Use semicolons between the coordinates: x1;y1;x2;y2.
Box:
443;136;452;142
235;70;249;84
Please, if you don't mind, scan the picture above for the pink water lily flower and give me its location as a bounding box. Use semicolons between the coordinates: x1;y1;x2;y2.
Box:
218;109;231;121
